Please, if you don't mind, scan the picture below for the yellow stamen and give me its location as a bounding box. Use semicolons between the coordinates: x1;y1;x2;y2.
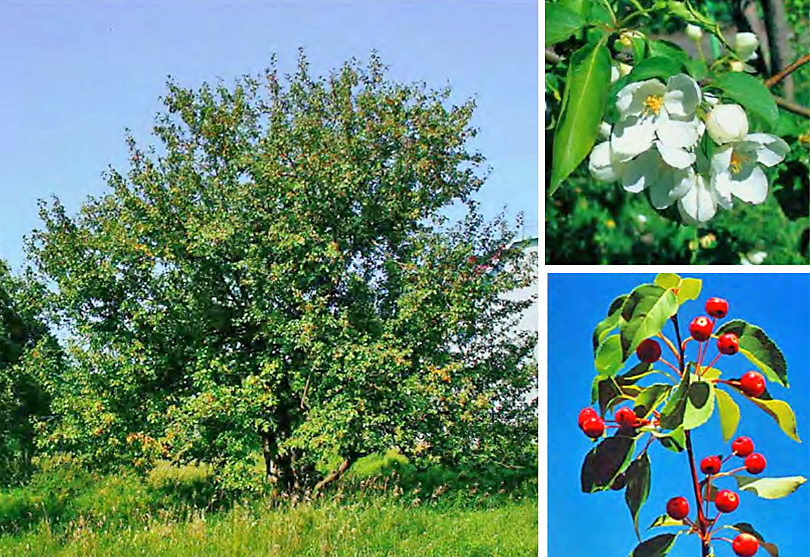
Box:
643;95;663;116
730;152;742;174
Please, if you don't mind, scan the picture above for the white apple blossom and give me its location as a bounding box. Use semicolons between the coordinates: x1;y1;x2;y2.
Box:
677;169;720;224
686;24;703;42
705;104;748;144
610;74;703;166
710;133;790;209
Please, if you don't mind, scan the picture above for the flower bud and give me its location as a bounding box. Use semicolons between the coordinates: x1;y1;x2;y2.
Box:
618;62;633;77
729;60;746;73
617;30;645;53
705;104;749;145
686;24;703;42
734;32;760;61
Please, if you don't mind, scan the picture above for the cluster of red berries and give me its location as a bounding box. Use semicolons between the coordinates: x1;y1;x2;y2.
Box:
577;405;650;439
666;436;767;555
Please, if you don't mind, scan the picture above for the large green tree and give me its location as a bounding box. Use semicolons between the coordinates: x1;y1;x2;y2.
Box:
29;52;536;494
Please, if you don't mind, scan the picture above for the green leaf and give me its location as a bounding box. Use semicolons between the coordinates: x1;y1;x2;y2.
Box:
748;397;801;442
733;475;807;499
619;362;656;385
716;320;788;387
625;454;651;540
595;334;624;377
659;371;690;430
594;376;623;415
683;58;708;81
653;426;686;452
647;39;689;62
648;515;684;530
676;278;701;304
683;377;714;430
701;367;722;380
545;3;587;47
630;534;677;557
549;42;611;194
654;273;680;290
593;294;628;352
581;435;636;493
634;384;671;417
708;73;779;130
715;389;740;443
620;285;679;361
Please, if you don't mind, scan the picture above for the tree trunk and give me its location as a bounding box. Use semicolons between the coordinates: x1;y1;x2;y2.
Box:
761;0;795;99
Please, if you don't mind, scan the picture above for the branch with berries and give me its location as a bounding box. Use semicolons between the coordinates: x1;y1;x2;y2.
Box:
580;274;806;557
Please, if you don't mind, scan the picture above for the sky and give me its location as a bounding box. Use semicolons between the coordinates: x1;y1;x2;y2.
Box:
548;273;810;557
0;0;538;273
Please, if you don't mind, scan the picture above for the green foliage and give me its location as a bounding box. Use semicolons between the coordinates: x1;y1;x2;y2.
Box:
27;51;537;494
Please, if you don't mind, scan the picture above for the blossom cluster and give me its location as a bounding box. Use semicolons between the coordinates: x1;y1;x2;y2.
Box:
588;73;789;224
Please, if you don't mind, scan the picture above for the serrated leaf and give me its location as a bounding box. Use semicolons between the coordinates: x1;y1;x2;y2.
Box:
545;3;587;47
683;378;714;430
593;295;628;353
626;455;651;540
659;371;690;430
648;514;684;530
635;384;671;418
748;397;801;442
676;278;701;304
581;435;636;493
734;475;807;499
596;334;624;377
654;274;680;290
715;389;740;442
620;285;679;360
709;72;779;130
549;42;611;194
716;320;788;387
655;426;685;452
631;533;677;557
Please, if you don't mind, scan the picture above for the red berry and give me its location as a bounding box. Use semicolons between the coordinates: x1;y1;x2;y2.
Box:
689;316;714;342
731;437;754;457
615;407;639;429
715;489;740;513
700;455;722;475
581;416;605;439
636;338;662;363
740;371;766;397
744;453;766;474
578;407;598;428
717;333;739;355
666;496;689;520
732;533;759;556
705;297;729;319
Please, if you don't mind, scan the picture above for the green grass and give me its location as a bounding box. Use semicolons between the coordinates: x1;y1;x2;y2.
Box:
0;496;537;556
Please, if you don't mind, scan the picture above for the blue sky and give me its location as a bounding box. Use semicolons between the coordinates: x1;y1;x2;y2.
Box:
0;1;538;272
549;273;810;557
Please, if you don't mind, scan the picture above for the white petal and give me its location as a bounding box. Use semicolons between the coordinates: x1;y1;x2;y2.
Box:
611;117;656;161
711;170;734;209
658;116;702;150
730;165;768;204
589;142;622;182
621;149;659;193
617;80;666;118
649;167;691;209
711;146;734;175
655;140;695;169
747;133;790;167
664;74;701;117
678;174;717;224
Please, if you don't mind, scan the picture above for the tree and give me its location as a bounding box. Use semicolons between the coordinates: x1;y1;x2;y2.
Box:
28;52;537;495
0;260;60;485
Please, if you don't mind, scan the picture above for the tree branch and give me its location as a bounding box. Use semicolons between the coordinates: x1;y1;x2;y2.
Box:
775;96;810;118
766;54;810;89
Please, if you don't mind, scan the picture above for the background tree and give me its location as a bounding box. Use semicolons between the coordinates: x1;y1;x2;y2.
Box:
0;260;60;485
28;52;537;495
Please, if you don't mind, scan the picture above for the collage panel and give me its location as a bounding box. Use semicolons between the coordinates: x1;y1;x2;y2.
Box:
547;272;810;557
544;0;809;265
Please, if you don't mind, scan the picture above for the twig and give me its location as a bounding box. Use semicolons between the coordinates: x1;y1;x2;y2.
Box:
775;96;810;119
766;54;810;89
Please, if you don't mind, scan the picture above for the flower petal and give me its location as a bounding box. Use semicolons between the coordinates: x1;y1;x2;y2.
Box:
710;145;734;175
649;167;691;209
730;165;768;204
746;133;790;167
621;149;659;193
711;170;734;209
616;80;666;118
589;141;622;182
611;116;656;161
664;74;701;117
655;140;695;169
678;173;717;224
